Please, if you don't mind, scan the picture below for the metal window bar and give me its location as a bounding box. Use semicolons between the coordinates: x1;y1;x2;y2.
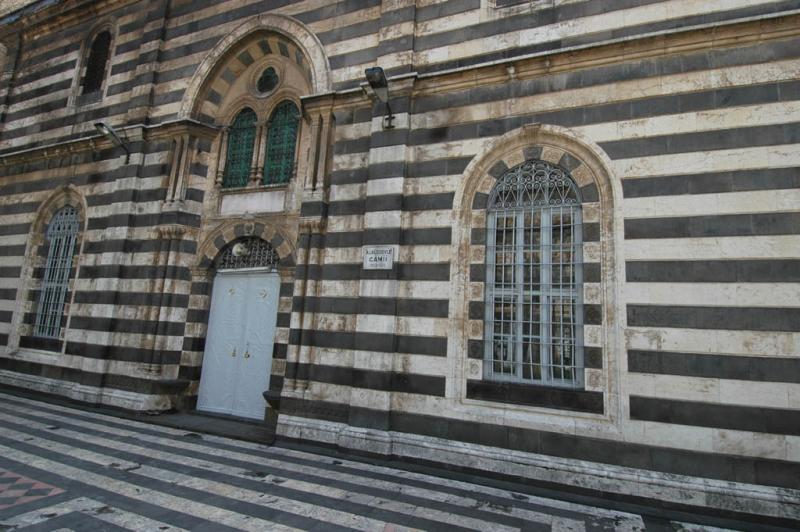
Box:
484;160;584;387
222;108;257;188
217;237;280;271
263;101;300;185
34;206;80;338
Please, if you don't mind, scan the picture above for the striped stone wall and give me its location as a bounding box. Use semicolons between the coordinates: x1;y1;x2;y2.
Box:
277;4;800;520
0;126;208;409
3;0;797;149
0;0;798;521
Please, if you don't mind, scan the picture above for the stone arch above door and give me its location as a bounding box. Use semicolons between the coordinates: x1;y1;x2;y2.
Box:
197;220;295;270
182;219;296;408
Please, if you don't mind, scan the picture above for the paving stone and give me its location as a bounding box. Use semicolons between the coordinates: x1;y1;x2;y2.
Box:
0;391;779;530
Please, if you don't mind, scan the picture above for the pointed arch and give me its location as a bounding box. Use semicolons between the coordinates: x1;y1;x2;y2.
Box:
179;13;331;121
449;123;624;423
9;185;88;351
222;107;257;188
196;220;296;271
71;21;116;105
30;185;88;239
263;100;300;185
82;30;112;94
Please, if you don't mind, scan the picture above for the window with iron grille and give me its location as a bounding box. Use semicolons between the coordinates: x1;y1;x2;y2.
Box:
216;237;280;271
81;31;111;95
263;100;299;185
34;206;80;339
485;159;584;388
223;108;257;188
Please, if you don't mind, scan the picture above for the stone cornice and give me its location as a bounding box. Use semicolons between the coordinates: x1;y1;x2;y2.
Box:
412;10;800;96
306;9;800;112
2;7;798;160
0;0;139;38
0;119;219;167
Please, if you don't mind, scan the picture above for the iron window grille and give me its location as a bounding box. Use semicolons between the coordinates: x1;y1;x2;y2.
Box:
263;100;299;185
217;237;280;271
222;108;257;188
34;206;80;339
485;159;584;388
81;31;111;95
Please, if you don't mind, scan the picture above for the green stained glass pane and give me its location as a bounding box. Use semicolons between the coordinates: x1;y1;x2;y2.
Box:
223;108;256;188
263;101;299;185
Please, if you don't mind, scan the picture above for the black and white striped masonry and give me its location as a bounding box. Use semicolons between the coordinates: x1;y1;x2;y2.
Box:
0;390;772;531
1;0;799;524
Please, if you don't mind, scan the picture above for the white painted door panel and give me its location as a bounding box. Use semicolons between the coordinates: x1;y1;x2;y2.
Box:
197;271;279;420
197;273;247;416
233;273;279;419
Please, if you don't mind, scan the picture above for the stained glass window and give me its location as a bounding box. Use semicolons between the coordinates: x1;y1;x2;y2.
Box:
263;101;299;185
223;108;257;188
35;206;80;338
82;31;111;95
485;159;584;387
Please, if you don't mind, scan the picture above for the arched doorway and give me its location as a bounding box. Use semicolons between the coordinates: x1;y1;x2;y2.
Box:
197;237;281;419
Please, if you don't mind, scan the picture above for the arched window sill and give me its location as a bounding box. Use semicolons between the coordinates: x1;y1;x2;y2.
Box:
74;91;104;108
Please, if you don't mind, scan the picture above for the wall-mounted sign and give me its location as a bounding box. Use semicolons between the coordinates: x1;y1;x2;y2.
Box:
363;246;394;270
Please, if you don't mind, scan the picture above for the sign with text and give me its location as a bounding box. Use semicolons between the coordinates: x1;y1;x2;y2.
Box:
362;246;394;270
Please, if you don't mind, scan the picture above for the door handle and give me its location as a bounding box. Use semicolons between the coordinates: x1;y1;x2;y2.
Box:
244;350;250;359
231;347;236;357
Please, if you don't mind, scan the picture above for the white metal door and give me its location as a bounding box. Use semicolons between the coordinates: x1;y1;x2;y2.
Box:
197;270;279;419
197;272;247;416
232;273;280;419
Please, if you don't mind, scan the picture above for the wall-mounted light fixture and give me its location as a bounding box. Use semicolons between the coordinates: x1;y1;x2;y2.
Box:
364;66;395;129
94;121;130;163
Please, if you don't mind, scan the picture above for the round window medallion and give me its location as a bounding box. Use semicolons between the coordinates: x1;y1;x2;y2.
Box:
257;67;279;94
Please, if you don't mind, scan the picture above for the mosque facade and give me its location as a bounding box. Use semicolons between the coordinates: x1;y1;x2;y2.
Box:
0;0;798;522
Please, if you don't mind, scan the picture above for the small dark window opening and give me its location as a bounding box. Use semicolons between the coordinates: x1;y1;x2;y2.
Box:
82;31;112;95
257;67;279;94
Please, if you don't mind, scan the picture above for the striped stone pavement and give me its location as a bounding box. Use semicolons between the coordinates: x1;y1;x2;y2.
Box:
0;391;739;531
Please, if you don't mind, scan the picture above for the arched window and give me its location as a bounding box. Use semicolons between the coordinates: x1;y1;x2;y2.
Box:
34;206;80;338
263;100;300;185
485;159;583;387
82;31;112;95
216;237;279;271
223;108;257;188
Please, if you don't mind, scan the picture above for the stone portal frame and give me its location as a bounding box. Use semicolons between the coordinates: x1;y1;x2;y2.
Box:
449;123;625;429
180;220;296;408
11;185;88;354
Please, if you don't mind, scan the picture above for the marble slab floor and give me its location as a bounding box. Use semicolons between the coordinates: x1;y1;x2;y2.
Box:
0;390;756;531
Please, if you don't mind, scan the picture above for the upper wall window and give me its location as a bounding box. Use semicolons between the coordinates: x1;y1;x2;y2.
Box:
34;205;80;338
485;159;584;388
263;100;300;185
257;67;279;95
223;108;258;188
81;30;112;95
